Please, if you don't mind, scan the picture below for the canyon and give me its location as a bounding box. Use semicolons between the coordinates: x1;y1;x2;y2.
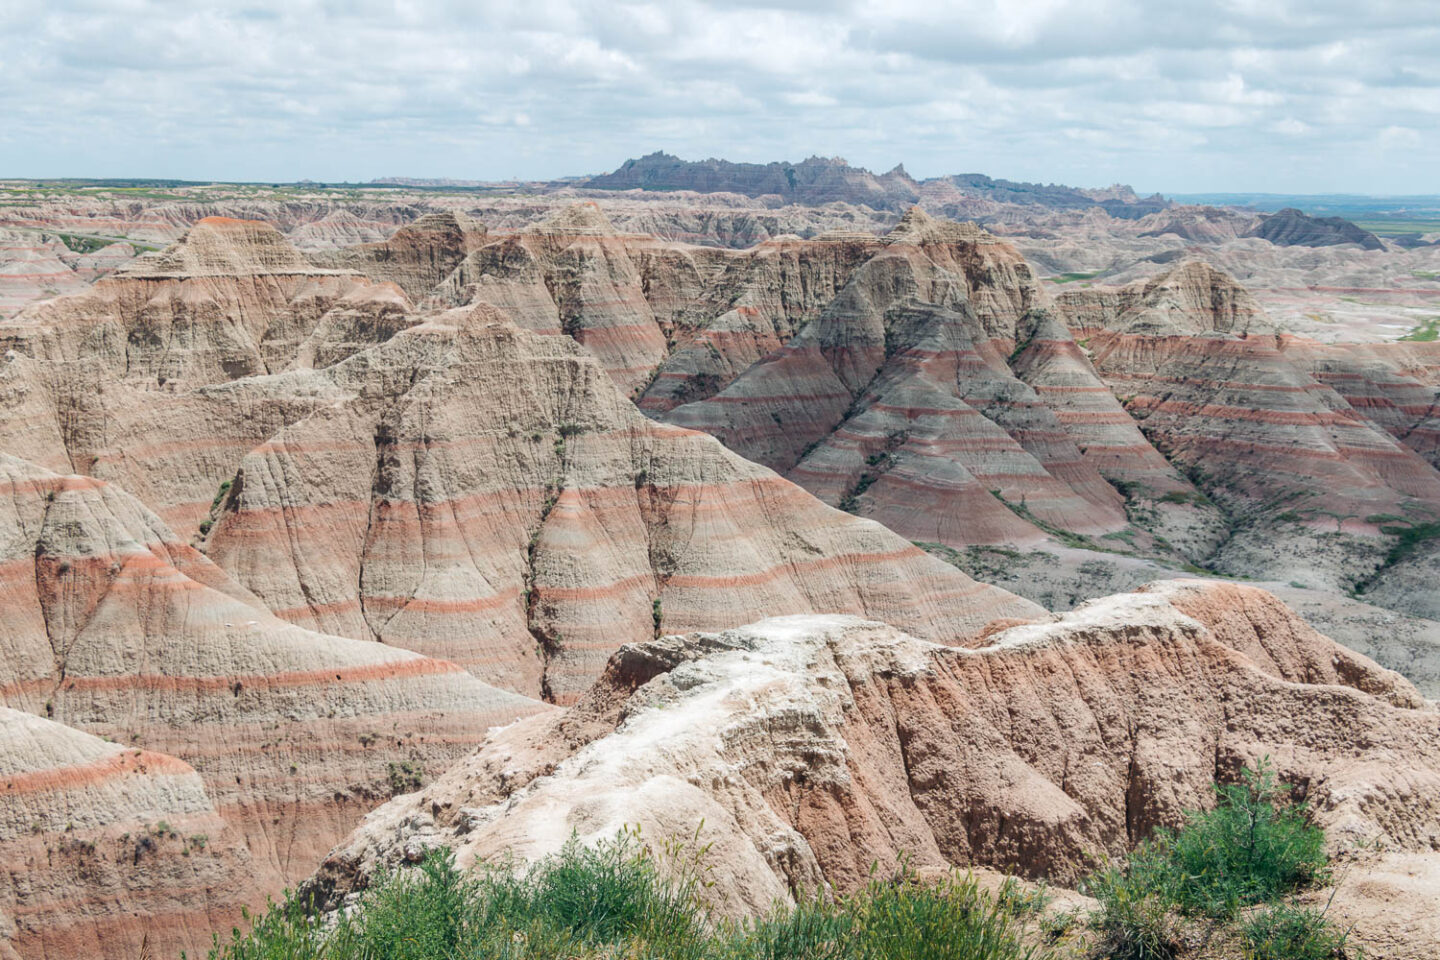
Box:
0;168;1435;959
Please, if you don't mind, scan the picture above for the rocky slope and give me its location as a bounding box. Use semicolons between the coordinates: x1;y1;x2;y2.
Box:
0;218;421;535
0;230;134;318
1246;207;1385;250
311;580;1440;957
0;452;545;959
0;215;1049;956
661;213;1148;549
345;205;1440;616
1056;266;1440;597
1;208;1438;958
200;306;1042;704
420;204;1207;553
0;705;246;960
311;211;489;302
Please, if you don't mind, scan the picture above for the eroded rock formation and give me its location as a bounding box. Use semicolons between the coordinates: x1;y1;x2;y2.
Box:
201;308;1042;704
311;580;1439;956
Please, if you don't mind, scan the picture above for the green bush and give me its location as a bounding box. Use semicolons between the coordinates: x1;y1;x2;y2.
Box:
1162;762;1327;917
1083;761;1342;959
841;869;1046;960
1241;902;1353;960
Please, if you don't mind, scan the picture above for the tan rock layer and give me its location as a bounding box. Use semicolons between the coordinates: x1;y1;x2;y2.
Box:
203;312;1043;704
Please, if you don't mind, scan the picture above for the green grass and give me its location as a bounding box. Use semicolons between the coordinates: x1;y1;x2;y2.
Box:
1398;317;1440;342
207;832;1052;960
56;233;111;254
1242;903;1354;960
1351;219;1440;236
1047;271;1103;284
1378;520;1440;565
210;765;1356;960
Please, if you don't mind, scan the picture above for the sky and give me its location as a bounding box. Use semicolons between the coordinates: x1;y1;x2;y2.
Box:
1;0;1437;194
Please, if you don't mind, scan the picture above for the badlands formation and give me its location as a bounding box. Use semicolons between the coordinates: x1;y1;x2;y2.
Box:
0;178;1434;958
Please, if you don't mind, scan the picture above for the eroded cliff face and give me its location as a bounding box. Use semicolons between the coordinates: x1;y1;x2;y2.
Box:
200;309;1043;705
0;217;405;387
298;207;1440;616
312;211;489;302
0;216;1050;957
1054;266;1440;597
310;580;1439;956
0;707;238;960
0;453;548;959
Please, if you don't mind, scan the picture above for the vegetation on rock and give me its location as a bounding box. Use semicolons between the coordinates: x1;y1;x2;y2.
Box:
206;833;1052;960
1082;761;1348;959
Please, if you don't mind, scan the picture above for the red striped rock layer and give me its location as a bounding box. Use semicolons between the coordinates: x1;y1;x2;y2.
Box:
635;235;879;412
422;206;1050;402
433;203;669;393
659;218;1146;547
1011;313;1187;489
0;233;91;317
0;347;363;536
0;707;245;960
0;454;547;959
310;580;1439;959
0;231;136;318
0;218;403;388
0;222;429;535
203;311;1043;706
1010;312;1227;558
1280;337;1440;468
1083;330;1440;587
312;211;488;303
785;300;1127;543
289;209;400;253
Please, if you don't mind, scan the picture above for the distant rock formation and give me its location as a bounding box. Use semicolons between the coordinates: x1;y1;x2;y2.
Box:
1055;260;1272;336
586;151;922;211
937;173;1168;218
1245;207;1384;250
312;211;488;301
586;153;1168;217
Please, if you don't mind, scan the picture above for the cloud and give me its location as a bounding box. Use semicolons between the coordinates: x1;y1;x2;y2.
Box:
0;0;1436;192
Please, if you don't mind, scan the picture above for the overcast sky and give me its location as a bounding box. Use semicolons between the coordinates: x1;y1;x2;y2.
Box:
2;0;1437;193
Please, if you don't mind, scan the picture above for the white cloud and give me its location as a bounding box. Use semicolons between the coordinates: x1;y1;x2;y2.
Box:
0;0;1436;192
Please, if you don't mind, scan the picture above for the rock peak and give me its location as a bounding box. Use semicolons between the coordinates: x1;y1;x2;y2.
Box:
886;207;986;244
529;201;618;238
123;217;329;277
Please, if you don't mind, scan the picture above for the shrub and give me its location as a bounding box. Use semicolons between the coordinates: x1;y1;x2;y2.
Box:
1241;902;1352;960
1083;761;1334;957
1162;761;1326;917
1083;853;1181;960
843;868;1047;960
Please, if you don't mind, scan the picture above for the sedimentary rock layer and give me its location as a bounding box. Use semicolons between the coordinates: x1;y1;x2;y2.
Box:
203;309;1043;705
311;580;1439;958
0;453;546;959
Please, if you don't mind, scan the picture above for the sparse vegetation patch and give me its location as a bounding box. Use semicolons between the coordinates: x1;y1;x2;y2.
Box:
208;832;1054;960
